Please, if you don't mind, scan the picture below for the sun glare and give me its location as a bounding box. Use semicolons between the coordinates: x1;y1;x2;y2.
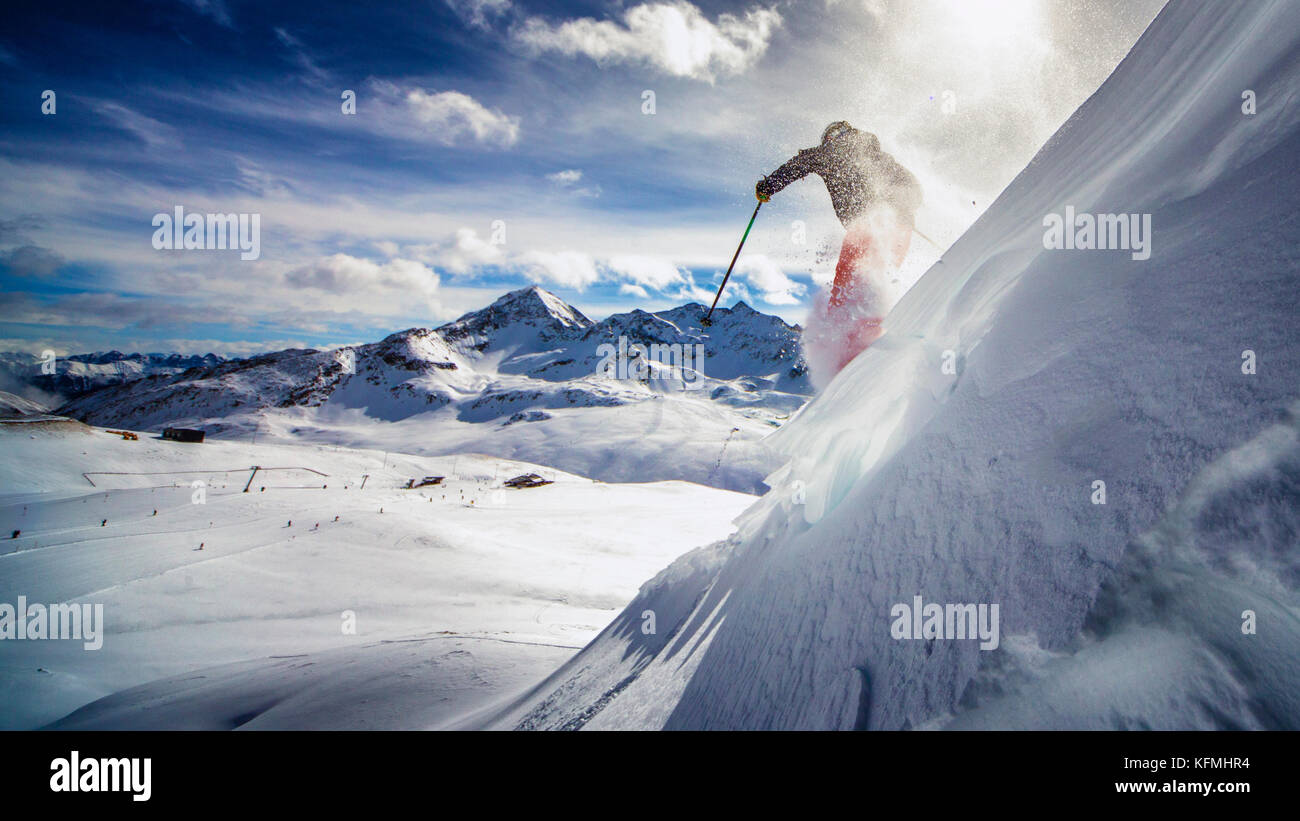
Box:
940;0;1047;55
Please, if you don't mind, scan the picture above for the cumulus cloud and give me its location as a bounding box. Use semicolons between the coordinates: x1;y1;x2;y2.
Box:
286;254;441;302
546;168;601;197
406;89;521;147
546;169;583;185
711;279;752;305
668;279;722;305
407;227;504;275
732;255;805;305
516;250;601;290
513;1;782;82
607;254;688;290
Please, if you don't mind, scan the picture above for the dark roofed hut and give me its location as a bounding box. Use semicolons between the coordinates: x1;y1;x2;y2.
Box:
162;427;206;443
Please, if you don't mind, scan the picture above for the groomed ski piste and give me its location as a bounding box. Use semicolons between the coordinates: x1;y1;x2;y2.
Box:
0;424;754;729
5;0;1299;731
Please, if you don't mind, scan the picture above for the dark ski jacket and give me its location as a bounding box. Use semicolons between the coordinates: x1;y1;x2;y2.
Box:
760;127;922;227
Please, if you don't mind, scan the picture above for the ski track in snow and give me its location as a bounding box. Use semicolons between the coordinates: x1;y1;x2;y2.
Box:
0;429;754;729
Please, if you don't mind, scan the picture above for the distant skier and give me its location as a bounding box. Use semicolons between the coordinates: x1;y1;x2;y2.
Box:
756;121;922;380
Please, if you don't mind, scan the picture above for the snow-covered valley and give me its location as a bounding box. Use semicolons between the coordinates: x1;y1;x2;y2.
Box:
0;423;754;729
40;289;810;494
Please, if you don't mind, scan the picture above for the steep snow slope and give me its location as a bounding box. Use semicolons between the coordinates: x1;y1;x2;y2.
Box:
0;390;51;419
0;425;753;729
486;0;1300;730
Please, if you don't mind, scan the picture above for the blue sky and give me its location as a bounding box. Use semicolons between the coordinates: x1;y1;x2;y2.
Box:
0;0;1163;356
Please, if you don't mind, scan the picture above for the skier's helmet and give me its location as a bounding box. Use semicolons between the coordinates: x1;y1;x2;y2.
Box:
821;121;854;143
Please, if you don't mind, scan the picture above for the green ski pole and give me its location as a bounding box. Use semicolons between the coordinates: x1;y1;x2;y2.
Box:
702;198;764;327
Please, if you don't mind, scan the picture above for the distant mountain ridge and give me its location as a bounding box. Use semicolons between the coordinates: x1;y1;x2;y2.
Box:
54;287;809;433
0;350;226;403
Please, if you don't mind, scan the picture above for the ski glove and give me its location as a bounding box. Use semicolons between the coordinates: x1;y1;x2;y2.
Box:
755;177;775;202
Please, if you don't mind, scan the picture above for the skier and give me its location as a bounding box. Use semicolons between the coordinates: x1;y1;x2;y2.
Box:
756;121;922;377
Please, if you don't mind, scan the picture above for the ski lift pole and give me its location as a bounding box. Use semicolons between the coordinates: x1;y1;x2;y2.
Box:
702;199;764;327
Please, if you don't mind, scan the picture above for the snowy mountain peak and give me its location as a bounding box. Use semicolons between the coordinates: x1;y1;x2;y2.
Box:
461;286;590;330
434;286;593;357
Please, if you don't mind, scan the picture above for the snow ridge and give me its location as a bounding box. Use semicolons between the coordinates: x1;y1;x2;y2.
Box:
486;0;1300;730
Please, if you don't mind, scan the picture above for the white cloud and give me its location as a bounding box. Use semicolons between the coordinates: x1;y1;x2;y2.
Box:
607;254;688;290
546;168;601;197
406;89;521;147
618;283;650;299
408;227;504;275
546;169;583;185
286;254;441;303
825;0;887;20
513;2;782;82
90;101;180;149
516;250;601;290
713;279;752;305
668;279;721;305
733;255;805;305
273;27;329;82
234;157;296;197
179;0;233;28
445;0;512;30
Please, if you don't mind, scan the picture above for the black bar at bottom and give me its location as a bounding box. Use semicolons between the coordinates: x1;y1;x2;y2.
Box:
4;730;1285;808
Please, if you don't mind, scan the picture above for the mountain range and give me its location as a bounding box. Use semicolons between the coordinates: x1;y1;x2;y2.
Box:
0;350;225;402
30;288;812;492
